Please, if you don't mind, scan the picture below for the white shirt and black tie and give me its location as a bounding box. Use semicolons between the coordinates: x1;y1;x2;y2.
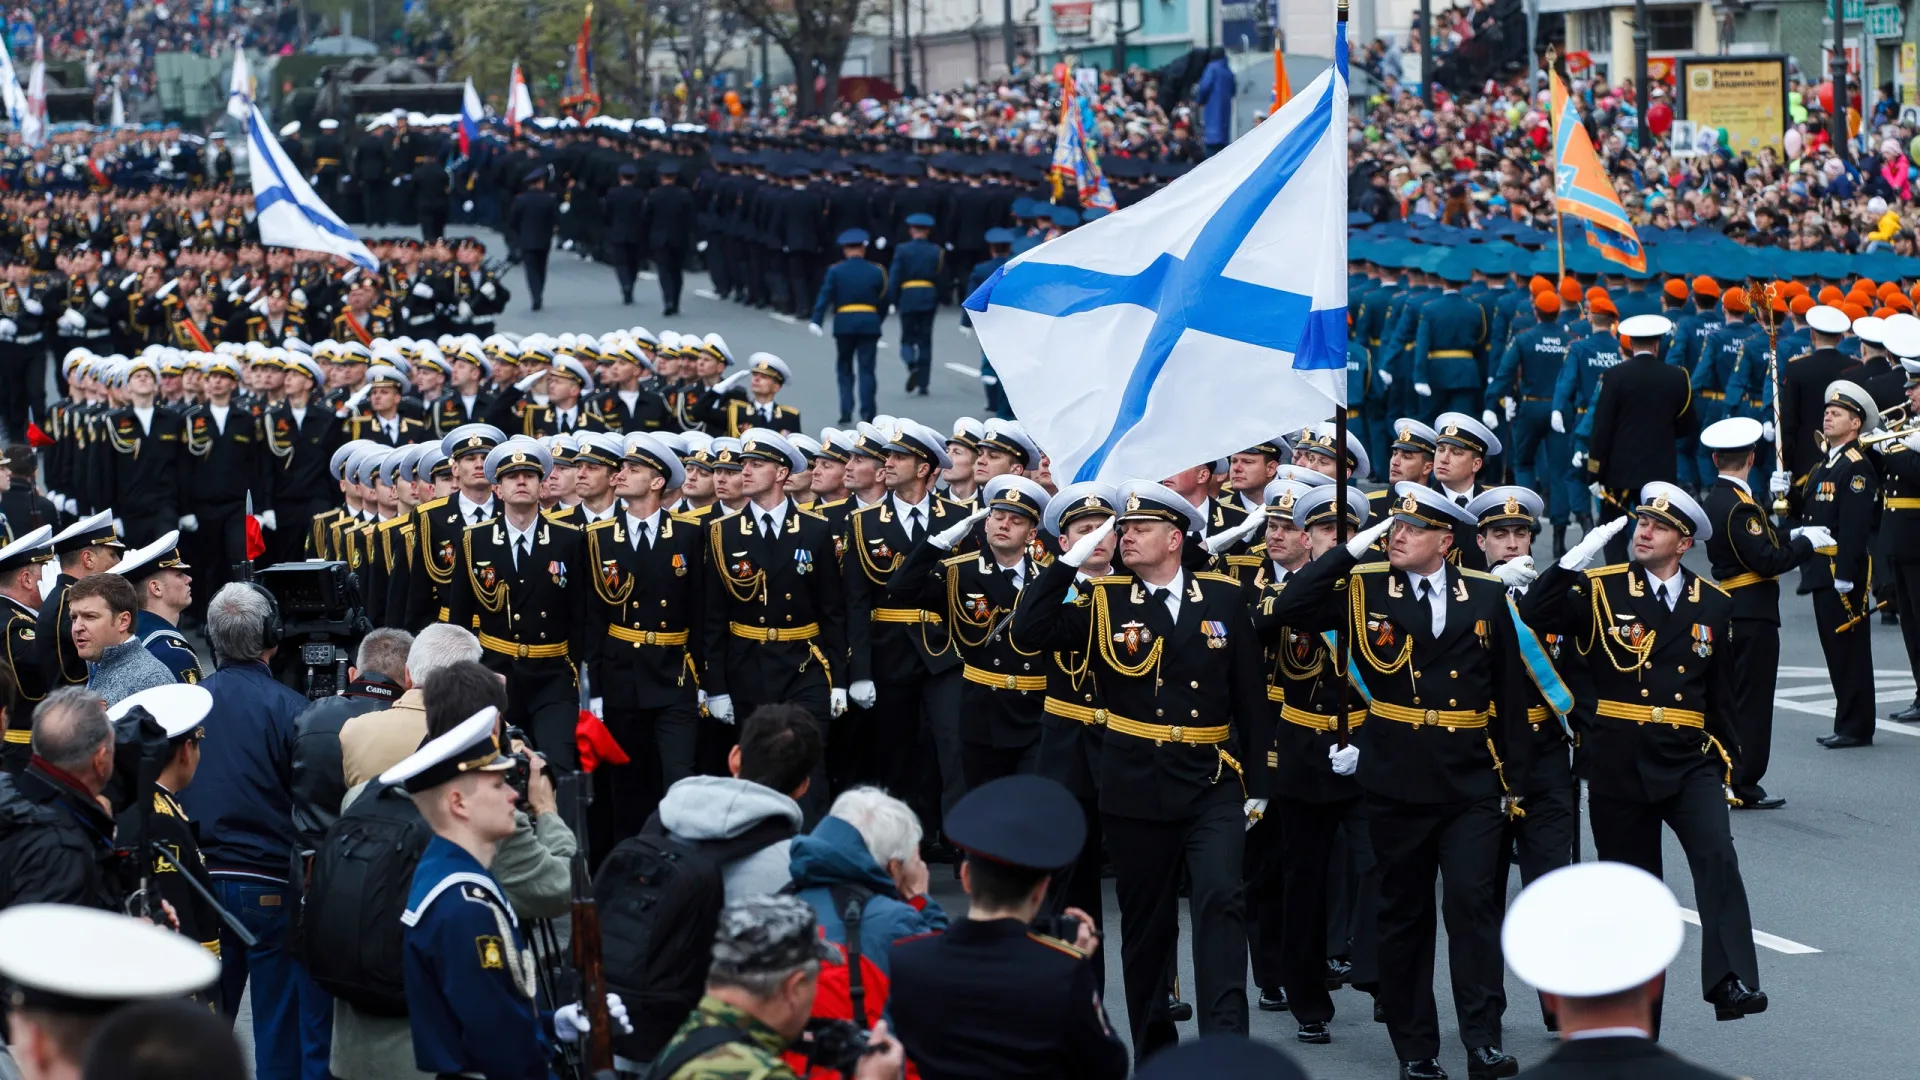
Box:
892;494;929;541
458;494;494;526
754;499;790;539
626;508;661;552
505;519;537;572
1646;568;1682;611
1146;570;1185;623
1409;566;1448;637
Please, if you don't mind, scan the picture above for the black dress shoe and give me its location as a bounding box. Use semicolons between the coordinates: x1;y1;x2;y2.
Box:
1821;734;1872;749
904;372;919;392
1165;992;1193;1022
1325;956;1353;988
1373;996;1387;1023
1892;703;1920;722
1708;975;1768;1020
1258;987;1290;1012
1734;794;1786;809
1295;1020;1330;1043
1467;1046;1519;1079
837;414;853;424
1399;1058;1448;1080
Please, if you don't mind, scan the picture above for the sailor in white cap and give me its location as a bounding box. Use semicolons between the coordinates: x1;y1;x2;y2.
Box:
110;530;201;685
580;429;705;850
0;903;224;1080
449;440;586;768
102;349;189;548
1161;451;1254;549
558;431;626;526
939;417;988;508
1223;436;1292;515
1007;475;1269;1061
976;418;1038;482
392;707;629;1078
346;364;429;445
1501;863;1733;1077
1698;417;1825;807
1521;480;1767;1023
1585;313;1698;551
695;351;801;437
1292;420;1371;484
1798;379;1882;750
393;423;504;630
108;684;221;954
1265;479;1535;1076
1430;411;1503;571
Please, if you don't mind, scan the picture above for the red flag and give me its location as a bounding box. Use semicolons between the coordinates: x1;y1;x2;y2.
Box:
245;516;267;561
576;710;628;773
25;421;52;448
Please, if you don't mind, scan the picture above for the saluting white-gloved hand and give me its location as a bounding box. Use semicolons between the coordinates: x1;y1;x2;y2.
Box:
515;371;546;393
1791;525;1835;549
1559;515;1630;570
714;369;752;395
849;680;877;708
1481;408;1501;430
553;995;631;1041
155;277;178;298
1062;516;1115;567
338;386;369;417
1413;382;1432;397
411;282;435;299
1346;518;1393;558
808;323;825;338
1204;505;1267;555
706;694;734;723
1243;798;1268;831
1329;744;1360;776
1491;554;1536;591
258;510;278;532
91;290;109;309
178;515;199;532
1550;410;1566;434
120;273;139;291
830;688;849;717
1769;469;1792;495
932;507;990;550
22;297;43;316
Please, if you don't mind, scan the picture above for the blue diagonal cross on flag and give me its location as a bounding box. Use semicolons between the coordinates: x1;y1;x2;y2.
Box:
965;24;1350;484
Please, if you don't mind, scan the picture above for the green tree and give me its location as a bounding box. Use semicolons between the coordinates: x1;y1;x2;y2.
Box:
715;0;880;115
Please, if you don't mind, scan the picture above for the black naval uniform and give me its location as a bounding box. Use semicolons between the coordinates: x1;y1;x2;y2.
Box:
1799;438;1878;743
1587;348;1698;533
183;401;272;624
1270;548;1532;1066
581;506;705;862
405;491;496;632
1013;557;1270;1060
103;403;185;547
1701;474;1814;802
265;401;347;564
1522;561;1761;1006
1876;434;1920;717
1;593;44;770
116;784;221;956
1513;1035;1740;1080
448;511;585;769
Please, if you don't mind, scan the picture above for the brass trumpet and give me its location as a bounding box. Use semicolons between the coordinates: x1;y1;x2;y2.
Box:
1860;407;1917;446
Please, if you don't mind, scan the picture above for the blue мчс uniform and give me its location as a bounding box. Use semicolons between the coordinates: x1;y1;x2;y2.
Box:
403;834;555;1080
1486;312;1574;522
812;228;890;423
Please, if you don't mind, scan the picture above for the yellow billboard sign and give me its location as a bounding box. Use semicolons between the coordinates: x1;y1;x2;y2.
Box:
1677;56;1789;157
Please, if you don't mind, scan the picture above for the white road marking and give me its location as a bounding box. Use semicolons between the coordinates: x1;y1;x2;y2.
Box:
1779;666;1916;681
694;289;720;300
1678;909;1821;954
768;312;799;325
944;362;984;379
639;271;658;281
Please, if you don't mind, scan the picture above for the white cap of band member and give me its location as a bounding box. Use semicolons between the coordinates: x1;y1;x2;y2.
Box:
1853;315;1887;345
1699;416;1764;452
108;683;214;741
1634;480;1712;542
1823;379;1881;433
1502;862;1684;997
1804;305;1852;336
1617;314;1675;346
0;905;222;1012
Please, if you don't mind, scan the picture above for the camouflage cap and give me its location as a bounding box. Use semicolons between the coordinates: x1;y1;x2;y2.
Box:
709;896;833;978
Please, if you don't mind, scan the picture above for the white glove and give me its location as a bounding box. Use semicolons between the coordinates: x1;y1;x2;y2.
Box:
515;371;546;393
1413;382;1432;397
932;507;990;550
0;318;17;341
1204;505;1267;554
1243;798;1268;832
588;696;605;718
1062;517;1116;567
258;510;278;531
292;287;308;306
1559;515;1630;570
113;516;125;536
463;200;474;212
559;201;571;214
1791;525;1835;548
696;240;709;253
339;386;370;416
91;290;109;309
1572;451;1588;469
1491;554;1536;590
1481;408;1501;430
958;325;973;340
22;296;42;316
178;514;199;532
411;282;434;299
849;679;878;708
308;174;320;185
155;277;178;298
1836;579;1855;595
391;176;404;187
1346;518;1393;558
1762;421;1776;441
707;693;734;723
1550;410;1565;434
830;688;849;717
342;174;352;183
251;298;269;315
1329;743;1360;776
457;300;473;320
808;323;824;338
875;236;888;250
715;369;752;395
553;995;631;1041
62;496;77;514
479;281;497;300
1505;398;1518;421
120;273;139;291
1769;469;1792;495
1378;370;1392;386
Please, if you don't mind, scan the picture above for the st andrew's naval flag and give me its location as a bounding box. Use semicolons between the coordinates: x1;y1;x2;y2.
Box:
244;102;380;272
965;22;1349;485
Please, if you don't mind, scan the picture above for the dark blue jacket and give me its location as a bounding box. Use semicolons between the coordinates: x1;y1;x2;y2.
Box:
887;239;943;314
1194;58;1236;144
506;189;559;252
787;815;947;978
811;257;888;336
180;661;310;880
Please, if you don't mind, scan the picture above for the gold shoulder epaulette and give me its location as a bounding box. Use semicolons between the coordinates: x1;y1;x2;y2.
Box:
797;506;829;522
1025;932;1087;960
1585;564;1631;578
377;516;408;533
1352;563;1391;574
850;502;882;517
585;516;619;532
1086;574;1131;586
417;495;451;512
1459;567;1501;582
1225;554;1262;568
1195;570;1238;586
1846;447;1863;463
669;510;704;526
545;518;581;532
469;516;499;529
819;497;848;509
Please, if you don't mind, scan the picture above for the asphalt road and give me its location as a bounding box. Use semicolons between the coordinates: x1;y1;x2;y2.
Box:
481;230;1908;1078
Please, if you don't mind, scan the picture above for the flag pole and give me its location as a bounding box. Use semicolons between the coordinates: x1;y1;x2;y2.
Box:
1336;0;1352;753
1546;46;1565;283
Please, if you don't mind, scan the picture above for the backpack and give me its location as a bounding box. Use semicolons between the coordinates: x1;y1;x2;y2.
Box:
596;813;797;1063
782;882;915;1080
299;782;434;1017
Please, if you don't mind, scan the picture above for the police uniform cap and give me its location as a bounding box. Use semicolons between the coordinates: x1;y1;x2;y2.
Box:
980;418;1038;466
883;420;954;470
1433;411;1503;457
709;895;835;979
1133;1035;1311;1080
1805;304;1851;335
836;228;871;247
1391;418;1439;455
0;524;53;575
574;432;625;470
1292;421;1371;481
748;352;791;384
1699;416;1765;452
379;706;514;794
738;428;807;473
366;364;411;393
1293;485;1370;531
1616;314;1674;341
0;905;221;1014
110;530;191;585
945;774;1085;870
1502;862;1683;997
984;474;1049;521
442;423;506;460
905;213;936;228
708;437;746;471
1043;481;1119;536
108;683;212;743
947;416;986;452
1635;481;1711;541
1465;485;1543;530
484;438;553;483
1115;480;1206;534
1824;379;1880;432
1388;482;1477;530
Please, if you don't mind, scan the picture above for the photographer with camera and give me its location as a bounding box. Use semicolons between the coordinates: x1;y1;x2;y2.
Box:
290;628;413;849
649;895;905;1080
0;687;122;911
889;774;1128;1080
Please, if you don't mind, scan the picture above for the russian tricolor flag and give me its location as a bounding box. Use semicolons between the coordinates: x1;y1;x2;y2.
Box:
460;77;483;157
